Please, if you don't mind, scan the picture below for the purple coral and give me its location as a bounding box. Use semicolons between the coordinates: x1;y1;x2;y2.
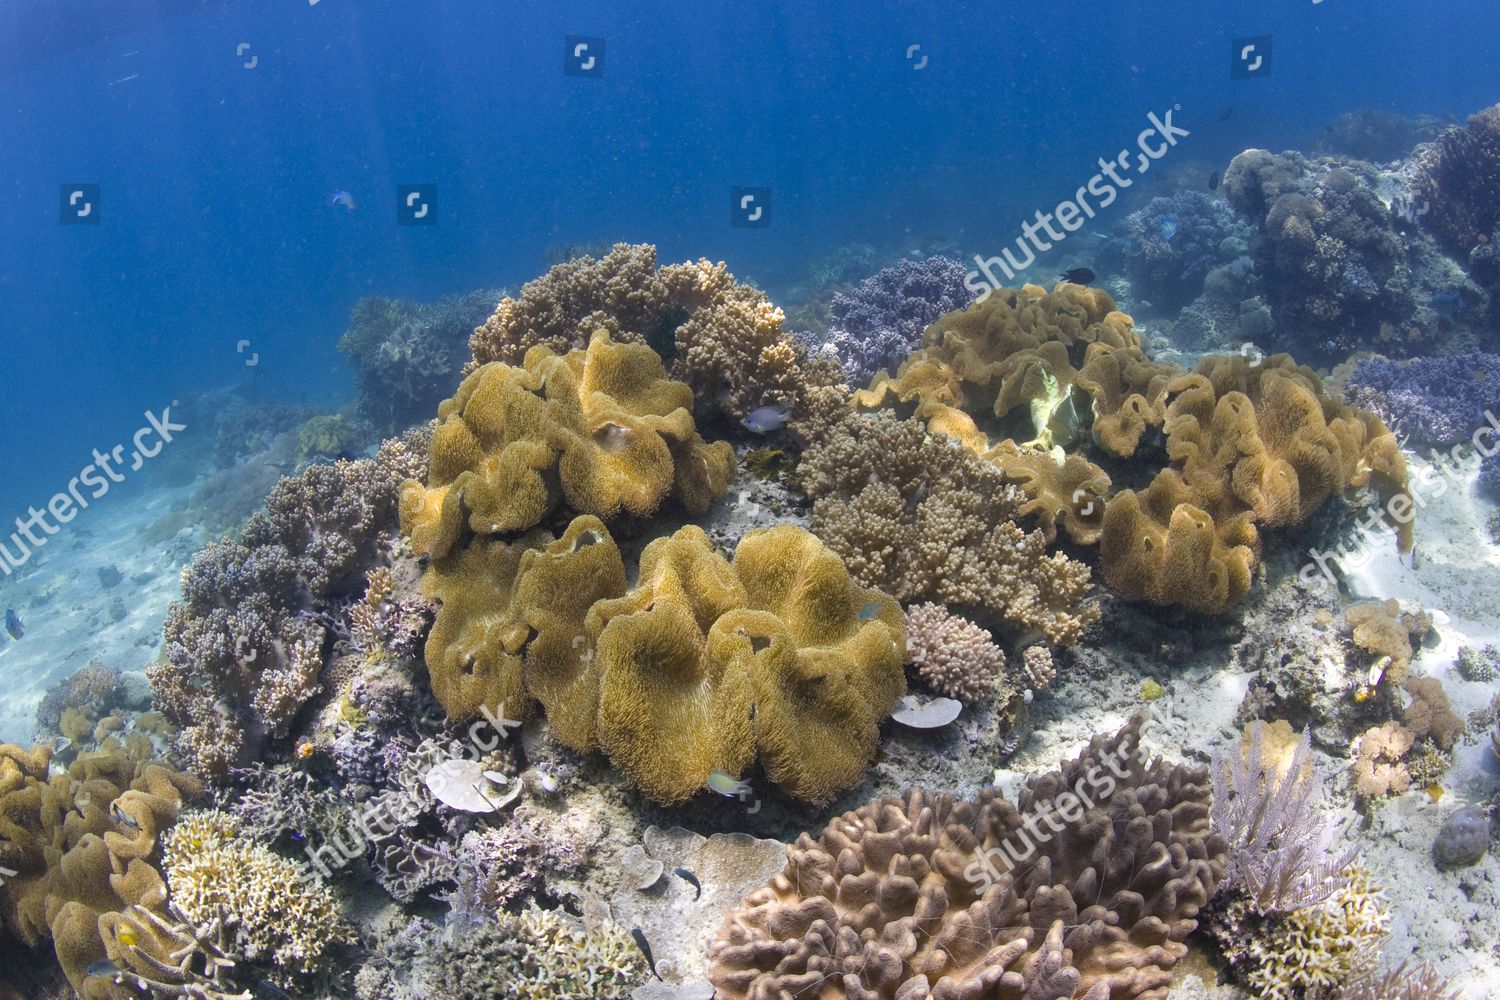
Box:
1412;103;1500;258
817;256;973;387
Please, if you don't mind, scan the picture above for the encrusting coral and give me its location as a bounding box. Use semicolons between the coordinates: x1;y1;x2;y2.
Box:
467;242;845;428
400;329;732;555
708;715;1226;1000
0;741;248;1000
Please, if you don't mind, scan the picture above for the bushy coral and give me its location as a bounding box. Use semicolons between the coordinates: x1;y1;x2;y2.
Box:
149;433;427;777
1411;102;1500;257
903;602;1009;703
815;256;974;386
709;716;1226;1000
1118;191;1253;313
338;290;501;435
468;242;844;427
1346;351;1500;446
800;410;1098;643
161;811;353;981
400;330;732;554
1341;962;1461;1000
1314;108;1449;163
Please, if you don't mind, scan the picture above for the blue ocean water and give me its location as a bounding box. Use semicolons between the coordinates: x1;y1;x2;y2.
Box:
0;0;1497;524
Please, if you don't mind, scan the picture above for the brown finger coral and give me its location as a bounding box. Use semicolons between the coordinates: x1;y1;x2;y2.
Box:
468;242;844;427
708;715;1226;1000
401;330;732;556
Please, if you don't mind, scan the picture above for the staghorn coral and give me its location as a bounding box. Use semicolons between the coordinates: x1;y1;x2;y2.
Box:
1211;721;1357;916
339;290;501;435
800;410;1098;644
468;242;844;426
149;433;425;778
161;811;352;982
0;741;228;1000
708;715;1226;1000
903;602;1009;703
815;256;975;387
400;330;732;554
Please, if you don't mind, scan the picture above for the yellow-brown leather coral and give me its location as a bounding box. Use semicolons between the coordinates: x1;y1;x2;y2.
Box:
399;330;732;557
588;524;906;804
421;517;628;724
0;742;210;1000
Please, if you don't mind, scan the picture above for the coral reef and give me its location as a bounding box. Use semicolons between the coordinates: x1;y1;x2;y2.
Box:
338;290;501;435
1411;103;1500;258
160;811;352;982
399;330;732;554
149;434;426;778
1117;191;1253;313
294;413;365;464
708;716;1226;1000
814;256;974;387
1314;108;1450;163
1342;962;1460;1000
903;602;1009;703
1351;678;1460;800
799;410;1098;643
467;242;844;427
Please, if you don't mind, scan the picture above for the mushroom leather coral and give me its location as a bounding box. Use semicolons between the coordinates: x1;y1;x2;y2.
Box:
588;524;906;804
399;330;732;558
708;715;1226;1000
0;743;206;1000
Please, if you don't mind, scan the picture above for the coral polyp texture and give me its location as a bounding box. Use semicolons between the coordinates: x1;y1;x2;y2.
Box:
1411;102;1500;257
467;241;844;426
849;282;1410;614
407;513;905;804
707;716;1226;1000
399;329;732;555
902;602;1009;703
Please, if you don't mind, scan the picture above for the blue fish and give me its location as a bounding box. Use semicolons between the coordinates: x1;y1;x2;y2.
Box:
741;405;789;434
1158;217;1179;243
1431;291;1462;316
84;958;120;979
330;190;356;210
5;609;22;640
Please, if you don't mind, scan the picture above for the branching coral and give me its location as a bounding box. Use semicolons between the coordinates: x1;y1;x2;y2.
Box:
339;290;501;435
903;602;1009;703
400;329;732;554
800;410;1098;644
161;811;352;981
815;256;974;387
1411;102;1500;257
1342;961;1461;1000
708;716;1226;1000
468;242;844;426
149;434;424;778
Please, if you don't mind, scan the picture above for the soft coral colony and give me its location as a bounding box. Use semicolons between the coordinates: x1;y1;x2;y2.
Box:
0;241;1432;999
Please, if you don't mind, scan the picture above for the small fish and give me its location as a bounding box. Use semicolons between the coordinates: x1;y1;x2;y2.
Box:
330;190;356;210
857;601;883;621
116;927;137;947
84;959;120;979
258;979;295;1000
1058;267;1095;286
1208;171;1221;191
707;771;752;797
630;928;663;981
5;609;23;640
748;702;757;723
672;866;702;900
1158;217;1179;243
1219;106;1235;121
1430;290;1462;316
110;801;140;830
741;405;789;434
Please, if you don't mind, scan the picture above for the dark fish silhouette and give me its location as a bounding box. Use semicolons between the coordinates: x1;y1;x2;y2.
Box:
630;927;663;980
4;610;22;640
672;866;702;900
1219;106;1235;120
1208;171;1221;191
1058;267;1095;286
